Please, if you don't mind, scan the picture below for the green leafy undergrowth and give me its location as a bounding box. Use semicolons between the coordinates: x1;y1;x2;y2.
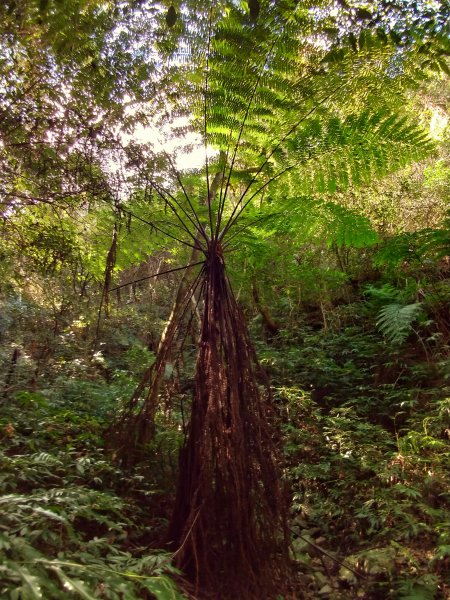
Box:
279;385;449;599
264;301;449;598
0;523;183;600
0;385;185;600
0;461;185;599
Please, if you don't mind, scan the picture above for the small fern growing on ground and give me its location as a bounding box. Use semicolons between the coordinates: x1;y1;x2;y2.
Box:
376;302;424;344
364;284;426;344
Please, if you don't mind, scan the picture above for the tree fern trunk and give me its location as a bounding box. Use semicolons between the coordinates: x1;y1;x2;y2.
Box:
167;244;291;599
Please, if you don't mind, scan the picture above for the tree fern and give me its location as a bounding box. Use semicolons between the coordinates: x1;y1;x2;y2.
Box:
3;3;446;599
176;10;438;241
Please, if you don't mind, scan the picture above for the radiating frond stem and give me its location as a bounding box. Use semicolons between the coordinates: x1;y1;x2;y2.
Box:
109;261;205;292
152;219;194;234
216;135;233;236
161;150;210;241
120;207;201;251
204;8;214;238
222;212;281;249
221;164;295;240
131;160;204;243
219;82;347;240
146;179;206;247
216;40;276;238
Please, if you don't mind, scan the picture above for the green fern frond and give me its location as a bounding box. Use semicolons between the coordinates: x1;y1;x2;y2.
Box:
421;227;450;258
283;108;434;195
375;214;450;267
364;283;402;303
322;202;379;248
374;233;420;267
376;302;423;343
266;197;378;250
396;576;439;600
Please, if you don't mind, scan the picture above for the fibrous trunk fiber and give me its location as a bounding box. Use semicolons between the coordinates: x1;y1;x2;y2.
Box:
168;246;290;599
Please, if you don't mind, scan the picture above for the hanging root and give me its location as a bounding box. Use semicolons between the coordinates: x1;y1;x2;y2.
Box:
104;313;178;468
167;242;291;599
105;266;204;468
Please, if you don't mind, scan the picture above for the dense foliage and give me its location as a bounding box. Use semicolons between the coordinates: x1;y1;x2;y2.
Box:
1;1;449;599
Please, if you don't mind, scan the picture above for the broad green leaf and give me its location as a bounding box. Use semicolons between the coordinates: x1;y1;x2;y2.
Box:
16;567;43;600
53;568;97;600
141;575;184;600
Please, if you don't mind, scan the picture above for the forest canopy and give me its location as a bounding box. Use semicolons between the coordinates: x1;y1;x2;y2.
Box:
0;1;449;599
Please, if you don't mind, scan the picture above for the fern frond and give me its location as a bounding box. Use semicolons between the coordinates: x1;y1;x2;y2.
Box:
375;213;450;267
257;197;378;251
323;202;379;248
285;110;434;196
364;283;402;303
376;302;423;343
374;233;420;268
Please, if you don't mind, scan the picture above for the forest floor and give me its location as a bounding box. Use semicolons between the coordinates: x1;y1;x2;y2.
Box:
0;293;449;599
